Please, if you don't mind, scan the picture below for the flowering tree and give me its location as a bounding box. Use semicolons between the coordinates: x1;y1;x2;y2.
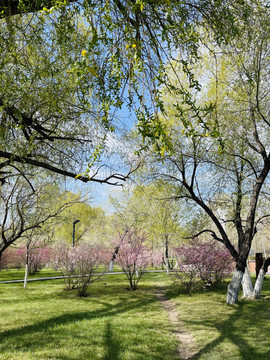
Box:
174;239;234;294
52;243;109;297
0;248;24;270
115;230;151;291
151;251;164;270
17;245;51;275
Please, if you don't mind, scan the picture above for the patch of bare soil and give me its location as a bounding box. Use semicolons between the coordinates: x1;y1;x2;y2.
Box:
156;289;198;360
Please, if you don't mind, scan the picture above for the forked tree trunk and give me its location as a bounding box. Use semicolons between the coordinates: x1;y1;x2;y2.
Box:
227;269;244;304
241;267;253;298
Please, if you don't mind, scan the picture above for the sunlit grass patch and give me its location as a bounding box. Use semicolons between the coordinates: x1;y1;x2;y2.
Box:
168;276;270;360
0;273;178;360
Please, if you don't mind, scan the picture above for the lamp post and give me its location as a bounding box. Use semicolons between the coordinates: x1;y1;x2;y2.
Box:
72;219;80;247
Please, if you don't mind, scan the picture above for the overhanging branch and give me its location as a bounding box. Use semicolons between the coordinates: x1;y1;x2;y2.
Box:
0;150;134;186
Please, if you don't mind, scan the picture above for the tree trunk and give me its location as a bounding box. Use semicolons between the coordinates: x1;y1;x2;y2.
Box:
252;258;270;298
165;258;170;275
23;246;29;288
23;250;29;288
165;237;170;275
109;246;119;272
253;268;265;299
109;260;114;272
241;267;253;298
255;253;263;278
227;269;244;304
23;264;29;288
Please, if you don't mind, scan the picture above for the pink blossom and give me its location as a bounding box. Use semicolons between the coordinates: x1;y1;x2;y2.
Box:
174;239;233;292
114;230;151;290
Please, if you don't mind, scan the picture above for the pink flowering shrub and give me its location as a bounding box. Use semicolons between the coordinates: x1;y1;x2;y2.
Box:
151;251;164;269
174;239;233;294
17;245;51;275
52;242;110;296
115;230;151;290
0;248;24;270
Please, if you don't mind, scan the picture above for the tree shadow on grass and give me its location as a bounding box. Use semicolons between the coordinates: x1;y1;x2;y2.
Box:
102;322;122;360
0;294;156;357
189;302;270;360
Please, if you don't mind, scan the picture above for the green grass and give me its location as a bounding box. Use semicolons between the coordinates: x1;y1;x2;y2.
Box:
0;271;270;359
0;273;178;360
0;267;62;281
166;276;270;360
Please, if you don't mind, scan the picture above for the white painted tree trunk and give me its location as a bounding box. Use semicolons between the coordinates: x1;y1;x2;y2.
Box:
23;264;28;288
227;270;244;304
253;268;266;299
109;260;114;272
241;267;253;298
165;258;170;275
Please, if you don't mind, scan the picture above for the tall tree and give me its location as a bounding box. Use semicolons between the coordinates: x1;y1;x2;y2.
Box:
144;4;270;303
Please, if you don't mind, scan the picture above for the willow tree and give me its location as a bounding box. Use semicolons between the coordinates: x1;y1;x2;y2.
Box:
144;4;270;304
0;0;252;183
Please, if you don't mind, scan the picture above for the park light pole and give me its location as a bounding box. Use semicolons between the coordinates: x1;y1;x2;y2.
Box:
72;219;80;247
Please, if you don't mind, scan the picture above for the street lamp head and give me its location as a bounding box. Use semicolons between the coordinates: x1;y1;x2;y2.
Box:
73;219;80;225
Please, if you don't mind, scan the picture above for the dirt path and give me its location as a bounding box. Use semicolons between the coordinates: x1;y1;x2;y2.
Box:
156;289;198;360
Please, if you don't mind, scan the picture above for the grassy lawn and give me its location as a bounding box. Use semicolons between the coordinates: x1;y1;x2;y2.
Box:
0;268;62;281
167;276;270;360
0;272;178;360
0;271;270;360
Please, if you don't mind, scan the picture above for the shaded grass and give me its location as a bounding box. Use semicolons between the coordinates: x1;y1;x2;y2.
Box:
0;273;178;360
166;276;270;360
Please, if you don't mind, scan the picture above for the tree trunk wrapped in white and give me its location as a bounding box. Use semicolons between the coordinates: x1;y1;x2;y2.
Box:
227;270;244;304
253;258;270;299
241;267;253;298
253;268;265;299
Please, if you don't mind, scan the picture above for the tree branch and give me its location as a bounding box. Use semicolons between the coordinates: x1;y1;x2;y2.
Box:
0;150;133;186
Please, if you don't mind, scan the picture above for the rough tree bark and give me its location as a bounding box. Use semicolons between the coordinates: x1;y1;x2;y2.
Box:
227;269;245;304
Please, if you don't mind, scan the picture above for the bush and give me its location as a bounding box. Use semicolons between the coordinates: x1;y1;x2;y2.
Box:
115;230;151;290
17;245;51;275
0;248;24;270
52;242;109;296
173;239;233;294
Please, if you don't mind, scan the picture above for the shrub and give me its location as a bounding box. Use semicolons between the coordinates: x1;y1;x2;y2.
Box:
115;230;151;290
52;242;109;296
17;245;51;275
174;239;233;294
0;248;24;270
